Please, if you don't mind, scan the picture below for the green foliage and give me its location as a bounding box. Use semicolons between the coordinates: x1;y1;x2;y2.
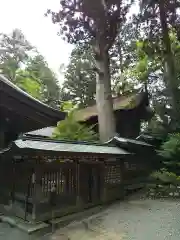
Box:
150;169;180;185
110;21;140;96
63;45;96;108
146;116;168;139
15;69;43;100
26;55;61;108
127;40;161;84
0;29;34;81
60;101;76;112
0;29;61;108
156;133;180;178
52;110;98;142
158;133;180;160
46;0;130;47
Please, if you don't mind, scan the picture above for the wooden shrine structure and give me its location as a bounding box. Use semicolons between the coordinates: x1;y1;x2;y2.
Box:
26;89;153;140
0;74;156;225
0;75;66;148
74;89;153;138
0;135;154;223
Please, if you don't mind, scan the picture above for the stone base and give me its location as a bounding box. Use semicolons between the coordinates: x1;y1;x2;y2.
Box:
0;215;50;235
0;204;105;237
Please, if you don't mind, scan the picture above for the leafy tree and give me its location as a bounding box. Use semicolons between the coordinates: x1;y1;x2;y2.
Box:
0;29;34;81
53;101;98;141
159;133;180;160
157;133;180;176
146;115;168;139
131;32;180;136
62;39;137;108
26;55;61;108
140;0;180;123
63;45;96;108
0;29;62;109
47;0;132;142
15;69;44;100
110;20;140;95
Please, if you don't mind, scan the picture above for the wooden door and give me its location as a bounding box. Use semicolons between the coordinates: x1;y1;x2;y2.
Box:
79;162;102;205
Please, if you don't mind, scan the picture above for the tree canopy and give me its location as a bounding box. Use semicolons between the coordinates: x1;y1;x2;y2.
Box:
2;1;180;144
45;0;180;140
47;0;132;142
0;29;61;108
62;45;96;108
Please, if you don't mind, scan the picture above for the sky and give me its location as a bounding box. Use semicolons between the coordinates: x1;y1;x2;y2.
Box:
0;0;74;84
0;0;138;84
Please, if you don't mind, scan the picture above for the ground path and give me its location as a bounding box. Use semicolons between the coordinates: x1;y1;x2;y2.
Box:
48;198;180;240
0;197;179;239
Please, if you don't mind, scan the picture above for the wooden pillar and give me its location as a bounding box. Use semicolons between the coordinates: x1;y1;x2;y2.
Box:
0;130;5;149
0;118;7;149
120;158;126;199
31;171;37;222
100;163;107;202
31;163;43;223
76;161;83;207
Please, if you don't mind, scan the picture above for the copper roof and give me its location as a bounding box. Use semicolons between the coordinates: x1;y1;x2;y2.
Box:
13;138;129;155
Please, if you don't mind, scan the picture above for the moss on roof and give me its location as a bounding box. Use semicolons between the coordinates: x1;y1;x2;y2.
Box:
74;92;145;122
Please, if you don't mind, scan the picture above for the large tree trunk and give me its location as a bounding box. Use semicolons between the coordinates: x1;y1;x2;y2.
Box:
94;46;116;142
159;0;180;122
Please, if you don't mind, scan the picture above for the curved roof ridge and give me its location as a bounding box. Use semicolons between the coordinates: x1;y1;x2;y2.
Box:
0;74;66;120
0;74;59;111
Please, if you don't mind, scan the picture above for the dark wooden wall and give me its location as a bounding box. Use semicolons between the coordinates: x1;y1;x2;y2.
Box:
0;153;152;223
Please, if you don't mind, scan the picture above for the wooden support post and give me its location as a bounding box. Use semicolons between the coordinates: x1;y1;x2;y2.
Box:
31;171;36;222
76;161;83;207
120;158;126;199
100;163;107;202
0;130;5;149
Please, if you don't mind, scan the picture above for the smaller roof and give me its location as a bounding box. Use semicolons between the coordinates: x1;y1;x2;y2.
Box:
105;135;153;155
74;91;148;122
136;134;154;140
136;134;163;147
113;136;152;147
13;138;129;155
26;126;55;138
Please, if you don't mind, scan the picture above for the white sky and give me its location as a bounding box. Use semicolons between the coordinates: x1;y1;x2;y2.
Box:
0;0;138;85
0;0;74;84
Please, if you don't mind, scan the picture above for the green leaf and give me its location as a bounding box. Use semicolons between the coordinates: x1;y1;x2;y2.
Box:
52;113;98;142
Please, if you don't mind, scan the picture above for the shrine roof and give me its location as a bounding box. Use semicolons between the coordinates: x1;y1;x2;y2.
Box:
0;75;66;125
112;135;152;147
12;136;129;156
26;127;55;138
73;90;149;122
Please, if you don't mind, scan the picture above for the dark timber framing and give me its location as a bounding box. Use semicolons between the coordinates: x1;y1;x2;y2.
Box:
0;75;66;148
0;136;154;223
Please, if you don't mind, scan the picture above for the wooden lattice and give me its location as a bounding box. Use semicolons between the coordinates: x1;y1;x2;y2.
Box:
40;162;76;197
105;165;121;184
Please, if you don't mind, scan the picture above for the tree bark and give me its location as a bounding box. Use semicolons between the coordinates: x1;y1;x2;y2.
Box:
94;46;116;142
159;0;180;122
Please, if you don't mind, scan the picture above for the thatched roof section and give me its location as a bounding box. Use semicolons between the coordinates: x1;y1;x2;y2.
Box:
74;91;147;122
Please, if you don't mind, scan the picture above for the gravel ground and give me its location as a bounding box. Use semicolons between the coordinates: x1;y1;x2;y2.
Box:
49;199;180;240
0;198;180;239
0;222;30;240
